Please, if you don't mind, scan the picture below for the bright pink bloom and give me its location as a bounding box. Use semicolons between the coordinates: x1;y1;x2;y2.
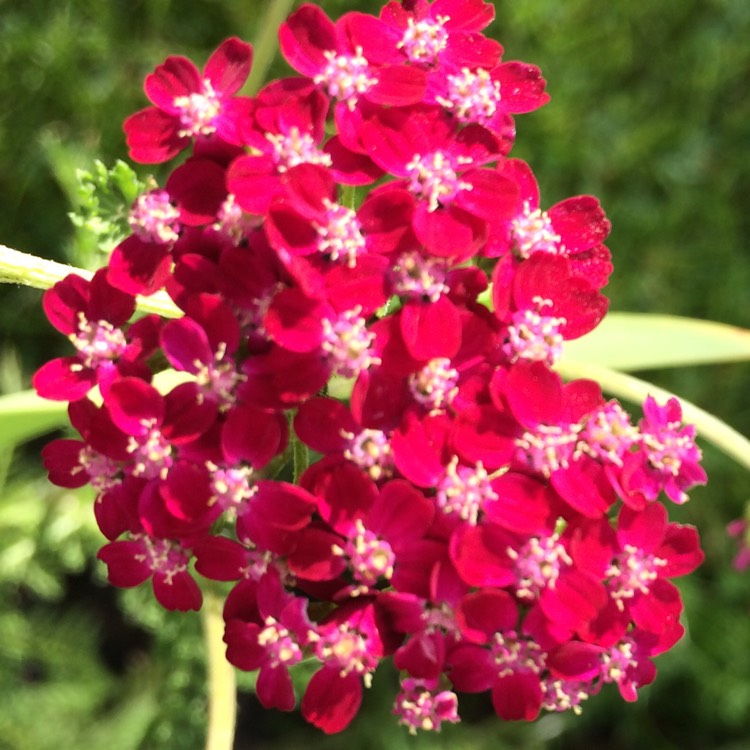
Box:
33;270;159;400
224;569;315;711
124;37;253;163
97;534;202;611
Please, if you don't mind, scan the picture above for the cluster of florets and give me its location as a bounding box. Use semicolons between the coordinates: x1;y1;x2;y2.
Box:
34;0;707;735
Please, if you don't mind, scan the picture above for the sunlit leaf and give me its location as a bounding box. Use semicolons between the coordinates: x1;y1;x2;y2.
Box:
0;389;67;448
561;313;750;370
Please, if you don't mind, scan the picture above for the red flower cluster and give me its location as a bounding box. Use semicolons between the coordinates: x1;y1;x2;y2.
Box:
35;0;706;735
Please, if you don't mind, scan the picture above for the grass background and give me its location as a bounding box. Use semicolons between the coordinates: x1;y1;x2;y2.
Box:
1;1;750;748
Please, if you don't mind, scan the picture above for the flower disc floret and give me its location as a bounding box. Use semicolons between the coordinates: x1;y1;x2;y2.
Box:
313;47;377;109
70;315;128;369
209;463;257;516
492;631;545;676
436;458;497;525
503;303;566;365
314;200;366;267
511;203;562;258
257;616;305;668
578;401;639;467
312;623;379;682
437;67;502;124
266;127;333;172
406;150;472;212
398;16;450;64
78;445;121;492
195;344;245;408
136;534;191;583
409;358;459;411
507;534;572;601
129;189;182;244
606;544;667;608
173;79;222;138
333;519;396;586
343;428;394;480
321;308;380;378
127;421;173;480
389;252;449;302
541;678;591;715
516;423;580;478
393;678;460;735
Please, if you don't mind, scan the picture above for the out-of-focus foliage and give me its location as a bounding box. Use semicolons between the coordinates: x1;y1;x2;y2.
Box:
1;1;750;749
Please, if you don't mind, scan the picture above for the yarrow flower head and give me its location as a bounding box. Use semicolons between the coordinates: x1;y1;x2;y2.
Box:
32;0;707;738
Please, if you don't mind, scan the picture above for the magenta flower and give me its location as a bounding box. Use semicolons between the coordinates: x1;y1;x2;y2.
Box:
616;395;707;505
124;37;253;163
279;4;428;115
33;270;160;401
360;105;517;259
98;534;202;611
33;2;709;734
224;569;315;711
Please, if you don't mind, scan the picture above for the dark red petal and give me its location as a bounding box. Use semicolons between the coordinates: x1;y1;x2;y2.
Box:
257;664;296;712
549;195;611;253
617;502;667;552
494;62;550;114
107;235;172;296
279;4;337;77
400;296;461;361
162;381;218;443
166;158;227;226
301;667;362;734
294;397;357;453
161;317;212;373
106;377;164;435
491;672;542;721
152;569;202;611
203;37;253;96
33;358;96;401
366;64;427;106
97;540;152;587
42;273;89;334
450;524;515;587
435;0;495;31
457;589;518;643
502;361;564;427
456;169;518;221
413;203;487;261
369;480;434;545
222;404;286;469
446;643;495;692
145;55;202;111
548;641;605;680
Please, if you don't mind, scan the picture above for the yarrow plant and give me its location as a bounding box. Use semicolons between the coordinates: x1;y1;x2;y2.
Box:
27;0;709;740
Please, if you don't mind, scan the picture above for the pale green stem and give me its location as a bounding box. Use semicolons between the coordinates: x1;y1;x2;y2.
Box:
245;0;297;95
202;586;237;750
557;360;750;472
0;244;181;318
293;432;309;484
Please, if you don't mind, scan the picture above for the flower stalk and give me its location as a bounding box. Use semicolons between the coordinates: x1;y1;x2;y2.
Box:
202;586;236;750
0;244;181;318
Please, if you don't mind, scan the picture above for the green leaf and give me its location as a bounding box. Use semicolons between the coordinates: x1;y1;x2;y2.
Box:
0;389;67;448
68;159;150;254
561;313;750;370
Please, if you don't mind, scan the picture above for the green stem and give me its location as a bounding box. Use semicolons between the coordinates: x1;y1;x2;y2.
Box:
202;586;236;750
0;244;181;318
557;360;750;472
293;432;309;484
245;0;297;95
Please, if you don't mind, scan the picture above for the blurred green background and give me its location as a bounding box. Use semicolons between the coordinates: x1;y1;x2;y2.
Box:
1;0;750;748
